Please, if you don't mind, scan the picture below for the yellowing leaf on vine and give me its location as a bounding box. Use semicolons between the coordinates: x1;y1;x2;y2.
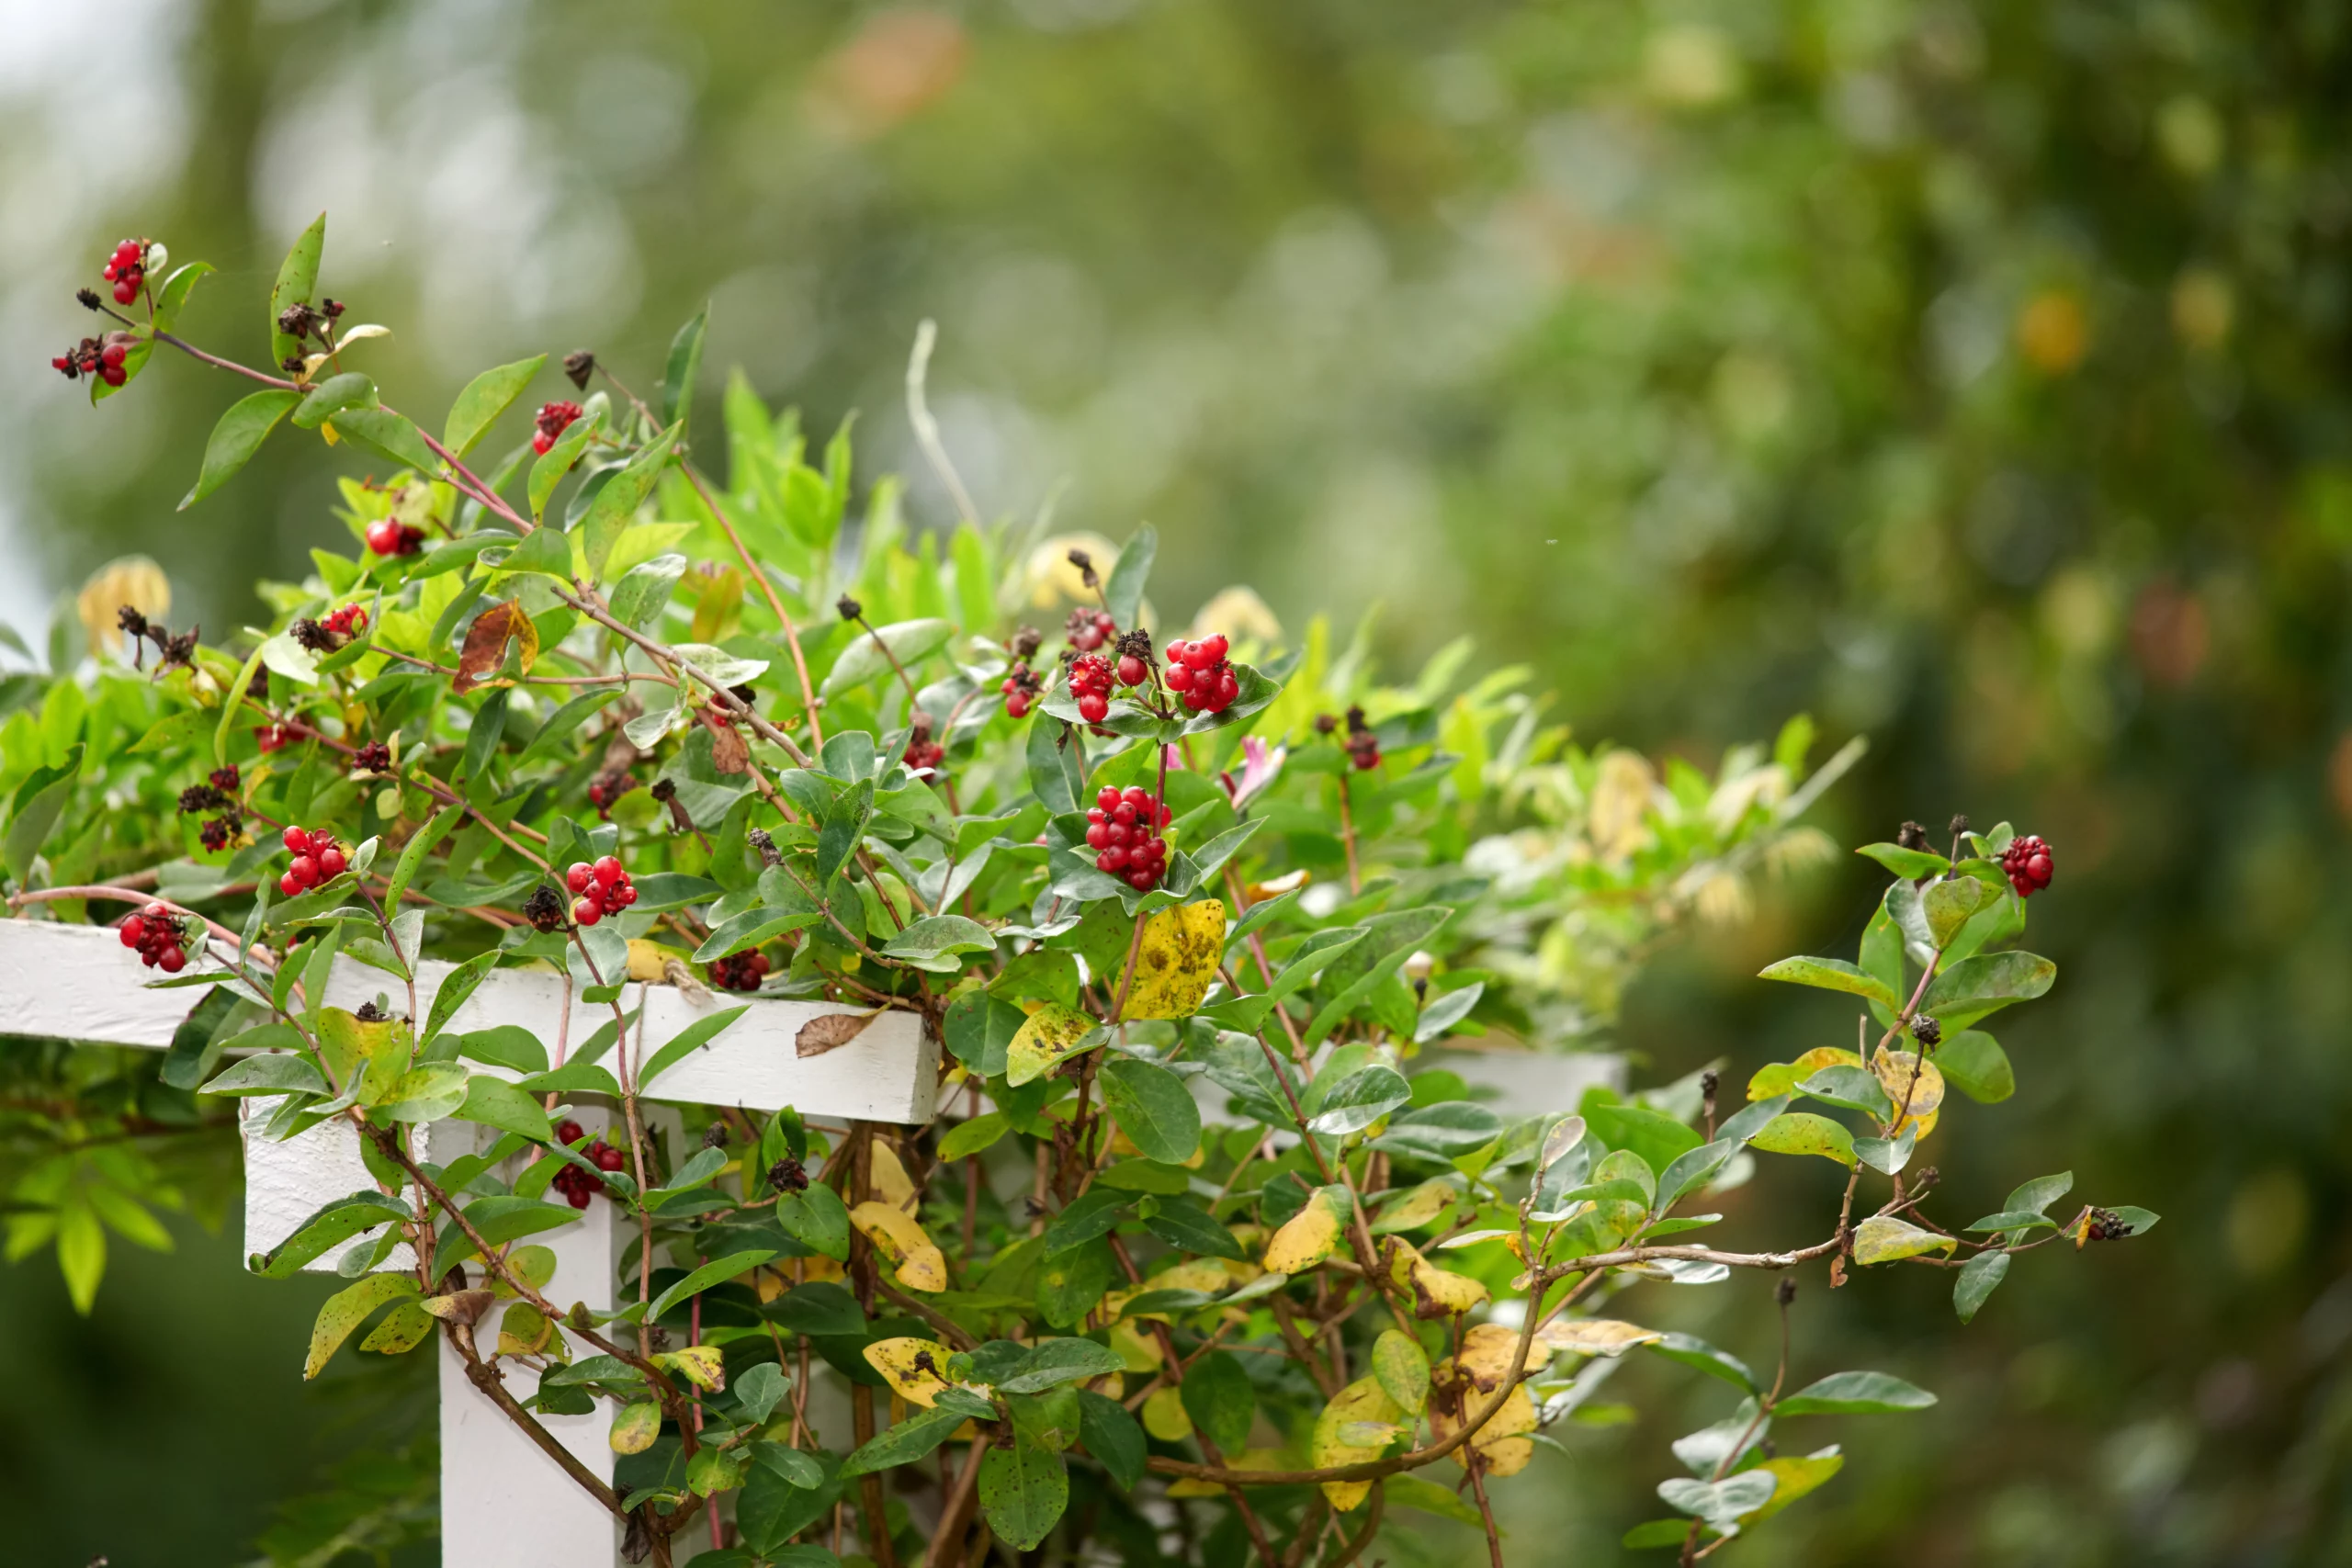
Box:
1382;1236;1491;1320
1313;1376;1404;1509
627;938;686;982
849;1201;949;1291
490;1245;559;1299
496;1302;555;1358
1108;1258;1231;1322
1453;1323;1522;1393
1109;1320;1162;1371
1746;1111;1857;1167
1747;1046;1862;1100
1743;1447;1846;1523
453;599;538;694
1852;1215;1958;1267
1462;1384;1539;1476
1264;1185;1350;1274
863;1337;958;1407
1369;1178;1459;1235
1142;1384;1193;1441
1116;900;1227;1021
656;1344;728;1392
610;1401;661;1453
1004;1003;1101;1088
1536;1318;1663;1359
359;1302;435;1355
305;1273;420;1380
77;555;169;662
1872;1047;1946;1137
868;1140;918;1212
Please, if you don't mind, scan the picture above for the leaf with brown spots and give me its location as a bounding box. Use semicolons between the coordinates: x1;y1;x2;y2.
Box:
864;1336;959;1407
1116;899;1227;1021
703;710;752;774
797;1010;878;1058
453;600;539;694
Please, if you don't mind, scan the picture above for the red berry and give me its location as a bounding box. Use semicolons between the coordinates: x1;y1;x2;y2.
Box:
614;884;637;908
1096;786;1121;812
1006;694;1030;718
1199;633;1229;662
557;1120;585;1145
1999;834;2055;897
1099;846;1128;871
1215;669;1239;705
567;863;593;894
279;872;303;897
562;1184;591;1210
1116;654;1147;686
1085;824;1110;850
366;521;396;555
593;855;624;886
157;946;185;974
1127;870;1155;890
320;847;348;878
572;897;601;927
287;825;315;855
594;1145;626;1171
119;918;144;949
1078;693;1109;724
1181;641;1216;671
1165;663;1194;692
288;855;317;886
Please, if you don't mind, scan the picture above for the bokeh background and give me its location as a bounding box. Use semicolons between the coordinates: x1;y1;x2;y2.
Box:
5;0;2351;1562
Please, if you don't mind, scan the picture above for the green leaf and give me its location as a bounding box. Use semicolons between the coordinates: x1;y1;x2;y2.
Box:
1178;661;1283;737
999;1337;1127;1394
639;1005;752;1089
379;1063;470;1122
182;389;302;509
939;1113;1010;1162
458;1024;547;1076
1920;951;2056;1029
528;407;604;521
840;1402;967;1476
329;407;441;476
1367;1101;1504;1160
880;914;997;971
454;1075;554;1142
1856;843;1950;879
1391;1474;1487;1527
2004;1171;2073;1215
1076;1390;1145;1489
768;1281;865;1336
161;984;243;1091
1044;1188;1132;1257
1305;1065;1413;1137
944;991;1028;1076
693;907;822;964
500;525;576;581
1963;1211;2055;1233
1372;1328;1430;1416
1936;1031;2014;1103
201;1053;328;1098
735;1362;790;1426
1026;714;1086;816
662;304;709;428
386;803;464;916
1139;1197;1245;1261
578;422;684;581
1794;1066;1893;1121
5;741;82;884
1756;955;1902;1011
248;1190;412;1278
1102;525;1155;630
304;1272;419;1379
268;212;326;367
822;618;954;697
1774;1371;1937;1416
1923;875;1992;947
290;371;375;430
444;355;547;457
650;1249;779;1323
1850;1215;1957;1266
1584;1102;1704;1174
776;1184;852;1261
979;1436;1069;1552
610;552;688;629
1952;1251;2008;1324
1180;1349;1255;1453
1646;1333;1758;1393
153;260;213;333
1098;1057;1202;1164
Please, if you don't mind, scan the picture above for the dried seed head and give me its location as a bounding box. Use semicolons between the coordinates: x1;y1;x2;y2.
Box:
1775;1277;1797;1306
562;349;596;389
836;594;864;622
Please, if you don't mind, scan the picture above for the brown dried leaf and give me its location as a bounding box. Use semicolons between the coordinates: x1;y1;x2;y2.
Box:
453;600;539;694
423;1289;493;1325
704;713;752;774
797;1010;879;1058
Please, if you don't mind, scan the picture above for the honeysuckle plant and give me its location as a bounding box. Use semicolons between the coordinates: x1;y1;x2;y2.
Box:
1;220;2157;1568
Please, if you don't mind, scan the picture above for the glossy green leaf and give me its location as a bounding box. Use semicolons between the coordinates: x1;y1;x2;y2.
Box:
444;355;546;457
182;389;302;509
268;212;326;367
1098;1057;1202;1164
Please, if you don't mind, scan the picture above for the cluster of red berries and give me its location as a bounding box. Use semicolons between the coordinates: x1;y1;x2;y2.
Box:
902;734;945;778
533;400;583;456
101;239;148;305
1085;784;1173;890
52;334;133;387
118;903;189;972
350;740;391;773
364;518;425;557
1067;606;1117;652
1164;634;1238;714
549;1120;628;1209
1001;662;1042;719
710;951;772;992
323;603;368;640
2001;834;2054;898
256;724;297;754
1068;654;1117;725
1341;706;1380;771
278;826;350;897
564;856;637;926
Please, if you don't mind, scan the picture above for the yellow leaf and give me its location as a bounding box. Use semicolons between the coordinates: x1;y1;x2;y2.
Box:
1535;1318;1663;1359
1382;1236;1492;1320
1429;1352;1539;1477
1109;1320;1162;1371
1117;900;1227;1021
656;1344;728;1392
1852;1215;1957;1267
1264;1187;1348;1275
1453;1323;1521;1392
1004;1003;1102;1088
1747;1045;1862;1100
1142;1384;1193;1441
863;1337;958;1407
305;1273;420;1380
869;1140;918;1212
1872;1047;1945;1137
1743;1447;1846;1523
627;939;687;982
610;1401;662;1453
1746;1111;1857;1167
496;1302;554;1358
849;1201;949;1292
76;555;169;662
1313;1377;1404;1509
1369;1179;1458;1235
359;1302;435;1355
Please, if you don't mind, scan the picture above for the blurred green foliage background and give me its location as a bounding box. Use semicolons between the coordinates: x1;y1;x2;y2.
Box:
4;0;2350;1562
